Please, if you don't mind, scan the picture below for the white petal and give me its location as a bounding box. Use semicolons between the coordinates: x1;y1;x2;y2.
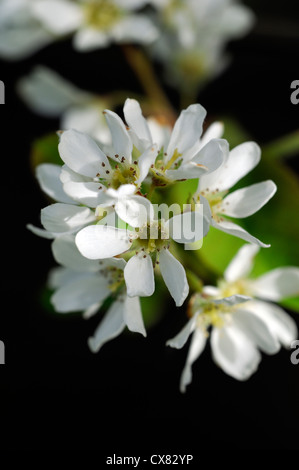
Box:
212;219;270;247
0;25;52;60
26;224;57;239
224;244;260;283
112;15;158;44
76;225;132;259
51;275;109;313
244;300;298;348
180;328;207;393
211;325;261;380
191;138;227;174
48;266;79;289
166;104;207;163
63;181;104;207
41;203;95;233
17;66;88;116
233;308;280;354
218;4;255;38
159;249;189;307
202;285;221;297
124;254;155;297
147;117;171;151
58;129;110;178
166;314;198;349
88;299;126;353
104;110;132;162
220;181;277;218
106;184;136;198
123;98;152;152
167;207;205;244
36;164;76;204
136;144;158;184
60;164;91;184
115;196;153;227
165;163;208;181
252;268;299;301
32;0;83;34
213;295;252;307
123;295;146;337
83;302;101;320
199;141;261;192
73;27;110;51
52;234;101;272
62;105;107;140
199;122;224;149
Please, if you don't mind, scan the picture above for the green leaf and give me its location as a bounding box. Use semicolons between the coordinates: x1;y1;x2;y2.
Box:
30;133;61;170
279;296;299;314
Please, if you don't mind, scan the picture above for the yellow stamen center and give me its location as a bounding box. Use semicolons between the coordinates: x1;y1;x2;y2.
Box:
84;0;121;30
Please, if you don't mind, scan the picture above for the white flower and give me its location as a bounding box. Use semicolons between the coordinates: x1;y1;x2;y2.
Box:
149;0;255;90
0;0;53;60
49;233;146;352
196;141;277;246
75;199;209;306
124;98;226;182
167;244;298;392
17;66;111;144
32;0;158;52
27;163;98;239
0;0;158;59
58;116;158;211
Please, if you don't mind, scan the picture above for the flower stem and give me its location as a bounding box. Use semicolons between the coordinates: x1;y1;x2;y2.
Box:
122;45;177;126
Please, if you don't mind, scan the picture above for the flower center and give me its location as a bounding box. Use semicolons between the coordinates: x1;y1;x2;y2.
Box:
98;263;124;292
189;294;237;332
218;279;252;298
197;189;228;223
199;302;232;329
134;220;170;253
84;0;121;30
96;156;140;190
151;148;183;186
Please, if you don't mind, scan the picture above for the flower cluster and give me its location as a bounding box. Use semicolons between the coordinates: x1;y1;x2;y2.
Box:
3;0;296;390
0;0;254;91
26;98;299;389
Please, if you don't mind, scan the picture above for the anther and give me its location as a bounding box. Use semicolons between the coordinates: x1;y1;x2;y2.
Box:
102;162;105;167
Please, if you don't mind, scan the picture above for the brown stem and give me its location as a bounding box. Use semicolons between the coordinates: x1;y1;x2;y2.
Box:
122;45;177;126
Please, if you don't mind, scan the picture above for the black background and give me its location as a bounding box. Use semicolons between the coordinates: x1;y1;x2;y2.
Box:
0;0;299;452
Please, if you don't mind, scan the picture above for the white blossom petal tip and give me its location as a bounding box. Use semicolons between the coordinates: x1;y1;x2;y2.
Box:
75;225;132;259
